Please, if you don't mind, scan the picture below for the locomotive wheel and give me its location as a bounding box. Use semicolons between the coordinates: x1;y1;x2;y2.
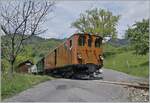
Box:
86;64;102;80
65;71;74;78
72;74;90;80
86;63;98;73
61;66;73;78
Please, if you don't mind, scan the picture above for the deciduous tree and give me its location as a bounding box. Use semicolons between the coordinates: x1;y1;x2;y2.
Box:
0;0;55;76
72;8;120;38
125;19;149;55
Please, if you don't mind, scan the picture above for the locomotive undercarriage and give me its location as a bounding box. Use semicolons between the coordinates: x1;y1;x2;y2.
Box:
45;64;103;80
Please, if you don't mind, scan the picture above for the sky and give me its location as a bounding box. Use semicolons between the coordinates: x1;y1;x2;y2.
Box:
0;0;149;39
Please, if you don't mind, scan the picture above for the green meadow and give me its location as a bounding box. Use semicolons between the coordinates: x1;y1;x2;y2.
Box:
103;44;149;78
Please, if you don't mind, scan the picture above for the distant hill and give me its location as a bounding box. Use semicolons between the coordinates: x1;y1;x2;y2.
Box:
1;35;65;43
24;35;65;44
25;36;65;62
107;38;130;46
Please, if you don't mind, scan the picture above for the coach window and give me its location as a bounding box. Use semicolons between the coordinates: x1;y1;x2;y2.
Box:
95;37;102;48
78;35;85;46
88;35;92;47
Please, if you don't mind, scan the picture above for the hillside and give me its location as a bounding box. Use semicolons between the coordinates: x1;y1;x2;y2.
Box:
103;43;149;78
25;36;64;62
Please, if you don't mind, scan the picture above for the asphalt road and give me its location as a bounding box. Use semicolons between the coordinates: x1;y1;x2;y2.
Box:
4;68;148;102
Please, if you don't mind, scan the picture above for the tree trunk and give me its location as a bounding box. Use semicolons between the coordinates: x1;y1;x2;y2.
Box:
11;60;14;74
9;37;15;78
9;58;15;78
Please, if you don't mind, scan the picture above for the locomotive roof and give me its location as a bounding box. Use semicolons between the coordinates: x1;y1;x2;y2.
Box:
70;33;103;39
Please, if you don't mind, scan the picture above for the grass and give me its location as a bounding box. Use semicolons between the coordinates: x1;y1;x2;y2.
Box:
1;73;54;100
104;50;149;78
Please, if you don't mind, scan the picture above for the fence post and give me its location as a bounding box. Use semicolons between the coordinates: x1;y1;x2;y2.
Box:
126;60;130;69
113;60;116;67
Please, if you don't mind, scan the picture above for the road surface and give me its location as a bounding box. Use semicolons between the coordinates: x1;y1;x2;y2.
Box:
3;68;148;102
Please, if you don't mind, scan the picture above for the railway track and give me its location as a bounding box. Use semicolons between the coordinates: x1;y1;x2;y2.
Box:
97;80;149;89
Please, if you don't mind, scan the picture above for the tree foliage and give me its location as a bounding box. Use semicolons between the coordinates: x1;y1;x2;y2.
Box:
125;19;149;55
72;8;120;38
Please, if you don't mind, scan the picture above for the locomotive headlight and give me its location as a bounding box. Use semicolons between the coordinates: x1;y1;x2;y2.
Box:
99;55;104;60
99;69;103;73
77;53;82;59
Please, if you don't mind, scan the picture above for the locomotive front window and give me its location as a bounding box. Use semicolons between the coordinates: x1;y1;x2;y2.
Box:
88;36;92;47
70;40;72;47
95;37;102;48
78;35;85;46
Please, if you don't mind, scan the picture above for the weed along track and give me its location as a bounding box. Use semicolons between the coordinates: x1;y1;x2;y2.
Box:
97;80;149;89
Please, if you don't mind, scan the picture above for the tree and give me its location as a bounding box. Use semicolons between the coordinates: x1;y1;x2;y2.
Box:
71;8;120;38
125;19;149;55
0;0;55;76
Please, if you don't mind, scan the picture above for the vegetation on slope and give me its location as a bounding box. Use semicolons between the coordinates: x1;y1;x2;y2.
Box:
103;43;149;78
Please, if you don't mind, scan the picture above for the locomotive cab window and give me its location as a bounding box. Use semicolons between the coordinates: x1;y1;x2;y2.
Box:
95;37;102;48
88;35;92;47
78;35;85;46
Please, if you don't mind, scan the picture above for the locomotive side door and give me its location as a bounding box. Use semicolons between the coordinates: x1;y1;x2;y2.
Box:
54;49;57;66
68;39;72;64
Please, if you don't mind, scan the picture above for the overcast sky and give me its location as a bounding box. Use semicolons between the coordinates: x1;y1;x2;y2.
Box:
0;0;149;39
